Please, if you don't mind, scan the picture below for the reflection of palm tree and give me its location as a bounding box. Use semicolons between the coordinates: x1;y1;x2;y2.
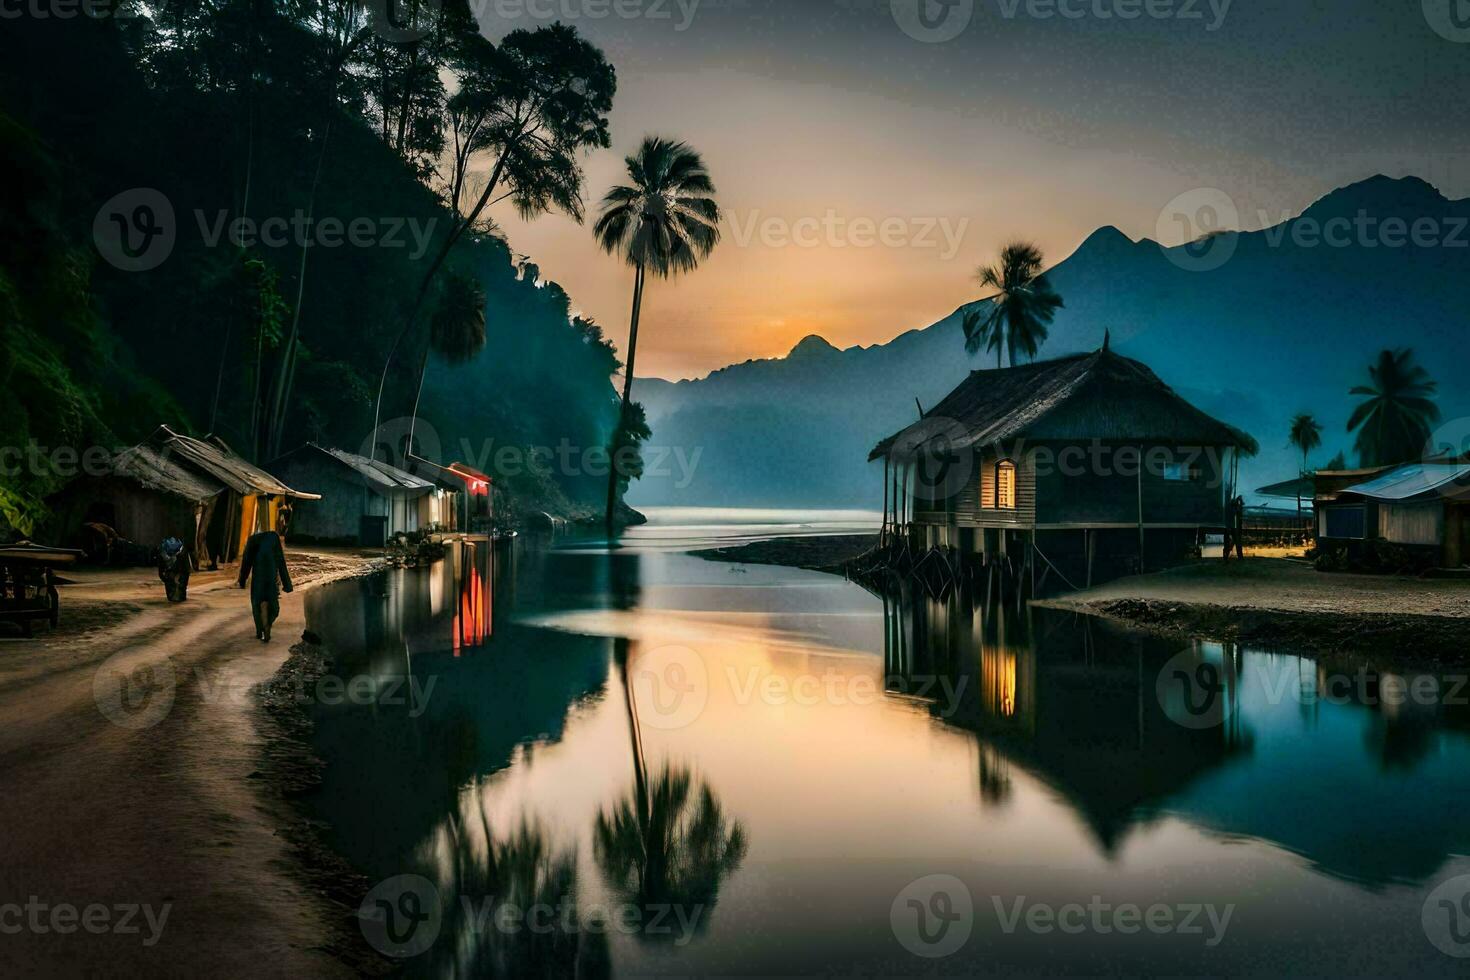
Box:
441;807;610;979
594;761;747;944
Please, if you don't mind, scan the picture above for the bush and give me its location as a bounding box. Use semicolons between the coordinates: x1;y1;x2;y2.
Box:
1310;538;1437;575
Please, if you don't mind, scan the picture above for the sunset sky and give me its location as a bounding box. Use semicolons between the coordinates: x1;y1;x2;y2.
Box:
477;0;1470;380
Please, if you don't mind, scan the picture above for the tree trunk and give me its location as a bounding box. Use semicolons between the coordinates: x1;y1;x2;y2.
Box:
371;142;516;462
265;118;333;460
606;263;646;532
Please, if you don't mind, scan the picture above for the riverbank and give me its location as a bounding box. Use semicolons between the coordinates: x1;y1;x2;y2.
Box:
0;545;387;975
1036;558;1470;660
693;533;877;572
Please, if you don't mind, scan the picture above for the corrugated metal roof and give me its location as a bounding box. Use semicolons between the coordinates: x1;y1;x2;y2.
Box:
150;426;321;499
314;445;436;493
1340;463;1470;502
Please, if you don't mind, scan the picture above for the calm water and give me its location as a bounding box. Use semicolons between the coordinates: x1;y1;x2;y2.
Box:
301;509;1470;977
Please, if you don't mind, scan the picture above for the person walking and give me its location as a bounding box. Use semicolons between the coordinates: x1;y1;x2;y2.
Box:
237;512;293;642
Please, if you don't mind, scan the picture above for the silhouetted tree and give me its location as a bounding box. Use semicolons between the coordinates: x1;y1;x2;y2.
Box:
1347;349;1440;467
962;242;1063;368
594;137;720;527
1288;413;1322;522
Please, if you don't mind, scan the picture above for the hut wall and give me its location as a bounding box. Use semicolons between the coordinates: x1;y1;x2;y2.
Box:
47;477;203;548
1036;443;1225;527
285;467;374;543
969;449;1036;525
1378;501;1444;546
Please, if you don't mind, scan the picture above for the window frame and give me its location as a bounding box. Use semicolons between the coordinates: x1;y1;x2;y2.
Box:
995;459;1017;511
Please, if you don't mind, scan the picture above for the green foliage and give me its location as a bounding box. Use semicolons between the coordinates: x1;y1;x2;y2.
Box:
1;11;628;529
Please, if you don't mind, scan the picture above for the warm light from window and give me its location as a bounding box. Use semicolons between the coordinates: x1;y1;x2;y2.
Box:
997;460;1016;510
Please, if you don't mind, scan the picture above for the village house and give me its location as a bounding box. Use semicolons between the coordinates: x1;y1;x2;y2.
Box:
47;443;227;564
268;444;440;546
870;342;1254;585
409;457;494;536
48;426;319;566
1313;462;1470;567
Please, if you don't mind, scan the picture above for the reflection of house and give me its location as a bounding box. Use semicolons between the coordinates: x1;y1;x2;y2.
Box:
47;444;226;562
1314;463;1470;567
268;445;438;546
147;426;319;564
410;457;493;535
870;342;1254;579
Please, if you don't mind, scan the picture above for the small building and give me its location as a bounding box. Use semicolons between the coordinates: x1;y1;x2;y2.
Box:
147;425;320;565
409;457;494;535
869;343;1254;583
268;444;440;546
47;444;227;563
1314;463;1470;567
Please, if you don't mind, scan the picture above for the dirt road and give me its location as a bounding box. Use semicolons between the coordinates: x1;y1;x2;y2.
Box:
0;549;381;977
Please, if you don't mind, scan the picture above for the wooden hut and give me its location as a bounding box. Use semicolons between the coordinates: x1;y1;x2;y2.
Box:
147;425;320;565
869;342;1254;584
47;444;227;563
1315;463;1470;567
267;444;439;546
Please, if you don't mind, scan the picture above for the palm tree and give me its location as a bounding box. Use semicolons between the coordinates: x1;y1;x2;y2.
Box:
1287;413;1323;525
406;274;488;448
962;242;1064;368
594;137;721;529
1347;349;1440;467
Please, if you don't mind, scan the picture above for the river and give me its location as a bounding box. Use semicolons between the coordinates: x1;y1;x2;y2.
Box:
299;508;1470;976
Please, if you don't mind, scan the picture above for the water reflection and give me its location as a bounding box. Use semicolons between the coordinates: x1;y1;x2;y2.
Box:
300;517;1470;976
884;578;1470;886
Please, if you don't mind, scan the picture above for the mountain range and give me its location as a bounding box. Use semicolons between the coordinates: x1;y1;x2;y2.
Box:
627;175;1470;509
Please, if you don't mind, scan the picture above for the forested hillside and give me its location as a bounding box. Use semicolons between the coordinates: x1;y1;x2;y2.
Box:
0;4;628;533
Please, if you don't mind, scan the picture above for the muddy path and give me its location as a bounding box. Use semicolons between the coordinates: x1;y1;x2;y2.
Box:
0;550;381;977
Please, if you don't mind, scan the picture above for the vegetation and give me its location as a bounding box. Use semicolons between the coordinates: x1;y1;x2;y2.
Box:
1347;349;1440;467
594;137;722;528
1288;412;1323;520
0;7;632;534
962;242;1064;368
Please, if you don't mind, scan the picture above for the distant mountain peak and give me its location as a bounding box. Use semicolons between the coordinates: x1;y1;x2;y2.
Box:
788;334;838;358
1081;224;1136;250
1301;174;1450;221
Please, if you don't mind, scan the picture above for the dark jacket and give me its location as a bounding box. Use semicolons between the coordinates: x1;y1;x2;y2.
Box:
238;531;293;601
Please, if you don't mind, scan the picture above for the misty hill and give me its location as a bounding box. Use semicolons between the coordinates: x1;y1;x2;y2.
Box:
628;175;1470;509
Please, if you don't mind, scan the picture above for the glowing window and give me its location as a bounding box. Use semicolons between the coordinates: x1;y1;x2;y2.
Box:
996;460;1017;510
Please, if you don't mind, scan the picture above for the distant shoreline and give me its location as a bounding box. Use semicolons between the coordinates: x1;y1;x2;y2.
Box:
691;534;877;573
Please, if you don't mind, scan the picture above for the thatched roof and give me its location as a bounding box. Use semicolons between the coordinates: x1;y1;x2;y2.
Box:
149;426;321;499
273;444;435;495
869;347;1253;461
112;444;226;502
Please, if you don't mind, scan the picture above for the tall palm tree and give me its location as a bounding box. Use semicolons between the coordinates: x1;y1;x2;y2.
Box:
594;137;721;529
1287;413;1323;524
1347;349;1440;467
407;273;488;453
962;241;1064;368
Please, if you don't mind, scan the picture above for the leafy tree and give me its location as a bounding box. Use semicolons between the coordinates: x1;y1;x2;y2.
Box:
962;242;1064;368
372;23;616;462
1347;349;1440;467
593;137;720;527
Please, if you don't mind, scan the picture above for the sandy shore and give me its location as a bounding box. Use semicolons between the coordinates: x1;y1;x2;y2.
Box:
1035;558;1470;660
0;546;386;977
